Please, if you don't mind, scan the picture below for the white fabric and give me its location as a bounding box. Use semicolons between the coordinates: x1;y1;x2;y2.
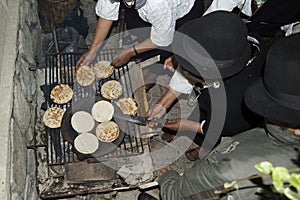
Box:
95;0;120;20
204;0;253;16
169;70;194;94
281;22;300;36
204;0;300;36
95;0;195;46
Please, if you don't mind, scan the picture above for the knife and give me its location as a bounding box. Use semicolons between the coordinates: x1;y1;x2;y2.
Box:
113;114;166;126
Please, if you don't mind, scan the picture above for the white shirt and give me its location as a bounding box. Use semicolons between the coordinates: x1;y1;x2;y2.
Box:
204;0;299;36
204;0;253;16
95;0;195;46
169;70;194;94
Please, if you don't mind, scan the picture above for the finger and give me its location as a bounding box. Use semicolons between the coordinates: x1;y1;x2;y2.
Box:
164;57;172;65
164;64;171;70
147;121;154;127
153;110;164;119
111;57;123;67
76;57;84;69
165;119;173;125
163;120;174;128
168;66;175;72
156;170;163;178
166;165;172;170
163;123;170;128
145;111;151;118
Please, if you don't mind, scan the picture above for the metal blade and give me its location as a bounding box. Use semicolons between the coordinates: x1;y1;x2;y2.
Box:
114;114;148;126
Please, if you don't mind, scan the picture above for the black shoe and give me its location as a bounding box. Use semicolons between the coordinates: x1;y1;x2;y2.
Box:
138;192;158;200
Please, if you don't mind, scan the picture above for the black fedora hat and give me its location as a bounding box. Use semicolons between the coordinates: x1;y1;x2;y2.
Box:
245;33;300;126
172;11;251;79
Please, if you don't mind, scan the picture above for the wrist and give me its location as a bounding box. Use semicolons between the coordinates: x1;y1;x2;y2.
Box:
156;101;168;111
182;120;202;133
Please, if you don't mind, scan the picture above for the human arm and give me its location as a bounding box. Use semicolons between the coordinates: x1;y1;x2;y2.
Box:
163;118;203;134
158;161;228;200
146;88;181;127
111;38;157;67
76;17;113;69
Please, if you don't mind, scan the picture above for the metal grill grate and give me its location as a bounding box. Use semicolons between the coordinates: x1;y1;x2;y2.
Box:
39;50;147;177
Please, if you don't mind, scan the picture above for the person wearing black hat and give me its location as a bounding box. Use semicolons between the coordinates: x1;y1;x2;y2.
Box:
147;11;267;161
142;31;300;200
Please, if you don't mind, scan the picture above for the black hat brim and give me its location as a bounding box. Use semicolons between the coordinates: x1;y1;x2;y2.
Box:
245;79;300;126
174;37;251;79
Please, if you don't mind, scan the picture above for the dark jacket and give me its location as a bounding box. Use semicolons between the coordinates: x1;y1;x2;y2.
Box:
247;0;300;37
158;124;300;200
188;36;267;141
200;40;265;136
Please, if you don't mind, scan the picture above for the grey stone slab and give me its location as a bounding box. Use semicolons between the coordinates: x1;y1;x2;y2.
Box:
65;162;117;182
0;1;21;199
10;119;27;197
13;79;32;132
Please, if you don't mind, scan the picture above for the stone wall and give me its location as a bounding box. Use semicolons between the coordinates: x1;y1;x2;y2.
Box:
0;0;41;199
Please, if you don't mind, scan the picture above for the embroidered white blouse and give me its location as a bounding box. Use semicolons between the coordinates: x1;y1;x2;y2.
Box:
95;0;195;46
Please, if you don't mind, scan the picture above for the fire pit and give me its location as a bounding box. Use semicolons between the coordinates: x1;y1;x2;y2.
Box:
32;49;155;199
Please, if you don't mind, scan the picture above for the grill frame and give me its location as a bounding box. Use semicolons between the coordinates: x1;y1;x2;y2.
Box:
33;50;152;198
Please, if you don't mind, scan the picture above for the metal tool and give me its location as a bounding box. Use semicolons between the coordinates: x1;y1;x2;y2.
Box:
113;114;166;126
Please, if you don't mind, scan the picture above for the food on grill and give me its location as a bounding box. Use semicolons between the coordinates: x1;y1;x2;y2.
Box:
116;97;138;115
96;121;119;142
74;132;99;154
50;84;73;104
101;80;123;99
76;65;95;86
43;107;65;128
92;100;114;122
93;60;114;79
71;111;95;133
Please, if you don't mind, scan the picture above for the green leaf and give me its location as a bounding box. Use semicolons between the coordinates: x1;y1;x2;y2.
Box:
289;174;300;189
234;183;239;190
227;195;234;200
224;181;237;189
273;178;284;193
256;187;263;194
255;161;273;174
272;167;291;182
284;187;300;200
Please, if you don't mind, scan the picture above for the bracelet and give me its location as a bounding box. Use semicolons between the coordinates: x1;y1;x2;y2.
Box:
132;45;139;55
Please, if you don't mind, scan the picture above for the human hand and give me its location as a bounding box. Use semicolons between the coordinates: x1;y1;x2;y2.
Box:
75;49;97;70
146;104;167;127
164;55;179;72
163;118;190;132
164;118;201;133
156;165;173;178
163;118;181;131
111;48;135;67
163;56;175;72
